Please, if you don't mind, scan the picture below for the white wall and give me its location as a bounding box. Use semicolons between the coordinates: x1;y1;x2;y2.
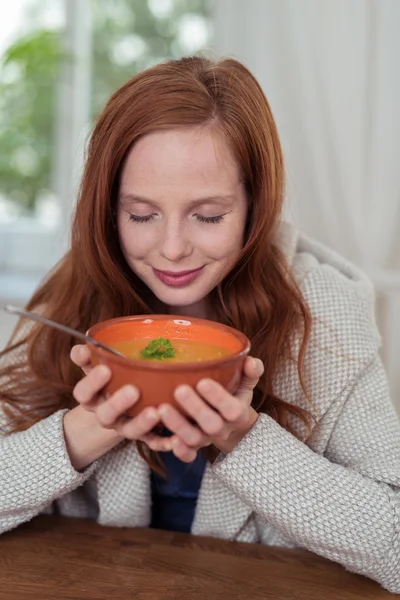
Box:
212;0;400;412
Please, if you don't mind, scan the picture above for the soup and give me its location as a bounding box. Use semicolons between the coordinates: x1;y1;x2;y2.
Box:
112;338;232;363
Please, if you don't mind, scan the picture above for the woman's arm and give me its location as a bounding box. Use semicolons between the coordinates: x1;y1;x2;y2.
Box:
0;349;167;535
211;355;400;593
0;408;109;534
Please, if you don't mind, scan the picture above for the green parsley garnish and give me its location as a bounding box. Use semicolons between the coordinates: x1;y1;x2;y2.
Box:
140;338;176;360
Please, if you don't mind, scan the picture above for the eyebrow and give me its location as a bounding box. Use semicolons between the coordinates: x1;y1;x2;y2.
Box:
119;192;236;208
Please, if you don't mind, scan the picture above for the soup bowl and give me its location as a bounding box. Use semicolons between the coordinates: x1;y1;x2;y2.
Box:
87;314;251;418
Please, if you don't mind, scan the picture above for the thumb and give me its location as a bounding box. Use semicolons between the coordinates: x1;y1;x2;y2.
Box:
235;357;264;401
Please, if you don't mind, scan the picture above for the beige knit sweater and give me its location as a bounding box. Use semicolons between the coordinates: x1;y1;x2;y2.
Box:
1;224;400;593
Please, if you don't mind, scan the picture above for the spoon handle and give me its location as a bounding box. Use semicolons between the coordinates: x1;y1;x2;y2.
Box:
3;305;125;358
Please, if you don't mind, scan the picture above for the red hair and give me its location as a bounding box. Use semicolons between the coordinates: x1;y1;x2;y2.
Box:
0;56;313;468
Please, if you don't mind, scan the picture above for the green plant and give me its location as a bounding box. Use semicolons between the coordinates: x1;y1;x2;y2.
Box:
0;0;210;213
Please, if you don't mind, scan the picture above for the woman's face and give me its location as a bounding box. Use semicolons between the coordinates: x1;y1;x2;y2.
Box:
117;127;247;318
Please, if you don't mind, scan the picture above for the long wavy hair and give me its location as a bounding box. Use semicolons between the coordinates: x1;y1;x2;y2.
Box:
0;56;313;469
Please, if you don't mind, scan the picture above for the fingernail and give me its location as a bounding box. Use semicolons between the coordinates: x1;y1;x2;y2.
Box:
175;386;190;400
197;379;212;393
158;405;168;416
123;385;137;400
163;440;172;451
256;358;264;373
98;365;110;378
147;409;158;421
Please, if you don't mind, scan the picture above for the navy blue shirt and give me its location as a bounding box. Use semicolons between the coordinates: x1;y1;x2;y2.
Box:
150;431;207;533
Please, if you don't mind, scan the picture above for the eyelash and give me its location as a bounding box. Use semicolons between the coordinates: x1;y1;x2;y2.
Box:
196;214;224;224
128;214;154;223
128;214;225;224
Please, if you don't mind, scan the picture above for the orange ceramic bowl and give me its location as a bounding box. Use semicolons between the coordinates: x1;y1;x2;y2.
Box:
87;314;251;418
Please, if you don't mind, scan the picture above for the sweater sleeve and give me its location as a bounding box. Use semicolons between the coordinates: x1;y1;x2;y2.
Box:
211;355;400;594
0;409;97;534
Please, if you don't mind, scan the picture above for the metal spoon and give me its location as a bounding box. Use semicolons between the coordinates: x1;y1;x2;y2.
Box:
3;305;125;358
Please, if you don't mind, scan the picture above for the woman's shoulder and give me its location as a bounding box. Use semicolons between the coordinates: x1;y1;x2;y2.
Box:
275;223;382;423
277;222;381;362
293;231;380;361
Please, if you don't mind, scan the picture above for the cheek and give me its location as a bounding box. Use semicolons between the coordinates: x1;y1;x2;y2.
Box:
202;233;242;285
198;226;244;259
118;224;155;260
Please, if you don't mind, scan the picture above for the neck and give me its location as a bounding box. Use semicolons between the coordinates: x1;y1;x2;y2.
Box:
165;298;217;322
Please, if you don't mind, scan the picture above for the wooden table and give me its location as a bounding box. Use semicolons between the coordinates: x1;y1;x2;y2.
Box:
0;516;393;599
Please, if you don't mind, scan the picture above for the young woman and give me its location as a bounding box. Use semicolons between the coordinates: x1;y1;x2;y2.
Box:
1;56;399;593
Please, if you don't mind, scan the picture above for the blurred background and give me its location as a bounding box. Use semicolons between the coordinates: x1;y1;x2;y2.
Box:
0;0;399;412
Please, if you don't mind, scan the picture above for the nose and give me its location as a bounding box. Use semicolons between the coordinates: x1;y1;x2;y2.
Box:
159;219;193;262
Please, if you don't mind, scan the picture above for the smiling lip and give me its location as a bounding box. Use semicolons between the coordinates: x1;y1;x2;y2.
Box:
153;266;204;287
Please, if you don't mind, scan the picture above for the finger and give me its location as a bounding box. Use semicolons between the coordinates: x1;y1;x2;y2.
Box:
172;386;226;438
235;357;264;400
158;403;211;447
170;436;198;463
117;406;161;440
73;364;112;407
95;385;139;428
195;379;243;422
70;344;93;375
141;433;174;452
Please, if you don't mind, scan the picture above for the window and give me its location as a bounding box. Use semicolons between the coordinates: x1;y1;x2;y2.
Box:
0;0;65;300
0;0;212;302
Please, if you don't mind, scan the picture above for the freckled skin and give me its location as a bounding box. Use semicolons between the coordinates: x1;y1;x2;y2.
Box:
117;127;248;320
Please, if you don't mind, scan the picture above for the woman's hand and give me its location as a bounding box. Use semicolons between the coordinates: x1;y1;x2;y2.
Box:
156;356;264;463
67;344;171;470
68;346;263;468
70;344;162;444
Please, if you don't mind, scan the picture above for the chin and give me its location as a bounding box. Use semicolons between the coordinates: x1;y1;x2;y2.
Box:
157;291;205;309
150;283;211;310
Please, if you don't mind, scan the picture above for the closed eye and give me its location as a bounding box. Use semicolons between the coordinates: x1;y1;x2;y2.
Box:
128;213;225;224
128;213;155;223
196;214;225;224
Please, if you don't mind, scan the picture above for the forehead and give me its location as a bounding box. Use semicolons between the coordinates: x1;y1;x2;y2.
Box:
120;127;241;196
